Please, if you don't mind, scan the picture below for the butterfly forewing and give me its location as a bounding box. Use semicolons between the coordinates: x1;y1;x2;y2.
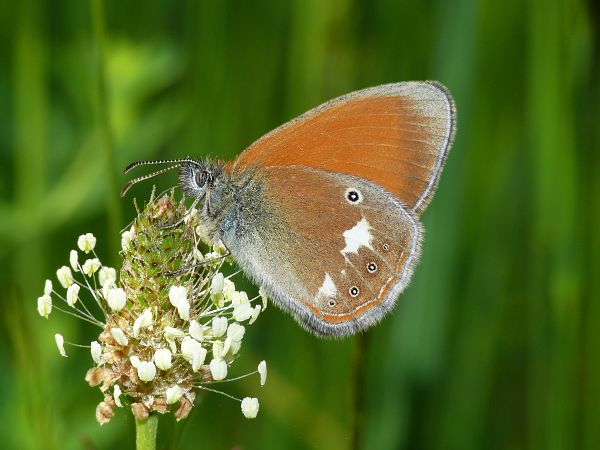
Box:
225;166;421;336
212;81;456;336
232;81;455;215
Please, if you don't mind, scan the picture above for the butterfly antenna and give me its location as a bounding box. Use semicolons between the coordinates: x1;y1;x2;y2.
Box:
120;165;180;197
124;158;203;174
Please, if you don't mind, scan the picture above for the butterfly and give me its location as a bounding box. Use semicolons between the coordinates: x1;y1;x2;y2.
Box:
122;82;456;337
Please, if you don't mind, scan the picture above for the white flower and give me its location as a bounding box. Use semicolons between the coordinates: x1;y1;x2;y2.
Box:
56;266;74;288
110;327;128;346
209;272;226;307
189;320;204;341
44;279;53;296
164;327;186;353
192;348;208;372
168;285;190;320
177;299;190;321
121;230;132;251
66;284;80;307
233;302;254;322
166;385;183;404
258;360;267;386
222;336;232;355
137;361;156;382
98;267;117;286
166;338;177;354
212;341;225;359
223;279;236;301
168;285;187;307
102;279;115;300
37;295;52;318
241;397;259;419
227;322;245;341
82;258;101;276
231;290;249;306
164;327;186;338
211;291;225;308
133;308;152;337
202;251;221;266
69;250;79;271
249;305;262;325
210;273;224;294
181;336;202;358
154;348;172;371
211;316;228;337
106;287;126;311
259;286;268;310
77;233;96;253
209;358;227;380
55;333;67;357
229;339;242;355
114;385;123;407
90;341;103;364
130;355;141;368
191;248;203;261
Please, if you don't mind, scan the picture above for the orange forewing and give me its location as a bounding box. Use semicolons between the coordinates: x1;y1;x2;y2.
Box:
231;82;455;214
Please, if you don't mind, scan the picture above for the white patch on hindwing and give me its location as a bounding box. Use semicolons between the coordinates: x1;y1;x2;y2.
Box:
341;218;373;256
317;273;337;298
315;273;338;307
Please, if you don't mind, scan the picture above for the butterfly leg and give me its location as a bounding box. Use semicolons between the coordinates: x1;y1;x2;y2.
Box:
165;250;231;276
158;196;202;230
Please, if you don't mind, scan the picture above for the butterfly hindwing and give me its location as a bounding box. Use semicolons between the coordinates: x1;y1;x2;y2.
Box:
223;165;422;336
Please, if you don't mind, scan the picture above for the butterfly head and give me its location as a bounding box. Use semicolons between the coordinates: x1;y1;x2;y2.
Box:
120;157;233;240
121;157;224;200
178;160;215;200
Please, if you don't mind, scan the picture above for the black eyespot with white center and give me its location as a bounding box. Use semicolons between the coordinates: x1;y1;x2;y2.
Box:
349;286;360;297
345;187;363;204
328;300;336;307
367;262;377;273
382;243;390;252
347;191;359;202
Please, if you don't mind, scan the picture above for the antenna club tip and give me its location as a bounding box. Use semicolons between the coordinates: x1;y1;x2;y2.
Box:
120;163;181;196
124;162;139;174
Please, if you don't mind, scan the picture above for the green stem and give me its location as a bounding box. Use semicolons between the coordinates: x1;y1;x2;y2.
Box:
135;414;158;450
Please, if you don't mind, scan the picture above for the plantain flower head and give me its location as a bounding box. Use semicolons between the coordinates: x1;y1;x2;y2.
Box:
37;191;268;424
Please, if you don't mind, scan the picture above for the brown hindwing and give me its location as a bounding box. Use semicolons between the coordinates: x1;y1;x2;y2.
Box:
226;165;422;336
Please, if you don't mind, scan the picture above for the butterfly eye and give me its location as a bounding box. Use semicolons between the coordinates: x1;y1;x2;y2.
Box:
194;170;208;188
345;188;363;204
349;286;360;297
367;262;377;273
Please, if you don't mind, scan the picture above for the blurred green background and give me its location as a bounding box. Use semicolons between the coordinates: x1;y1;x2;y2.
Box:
1;0;598;449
